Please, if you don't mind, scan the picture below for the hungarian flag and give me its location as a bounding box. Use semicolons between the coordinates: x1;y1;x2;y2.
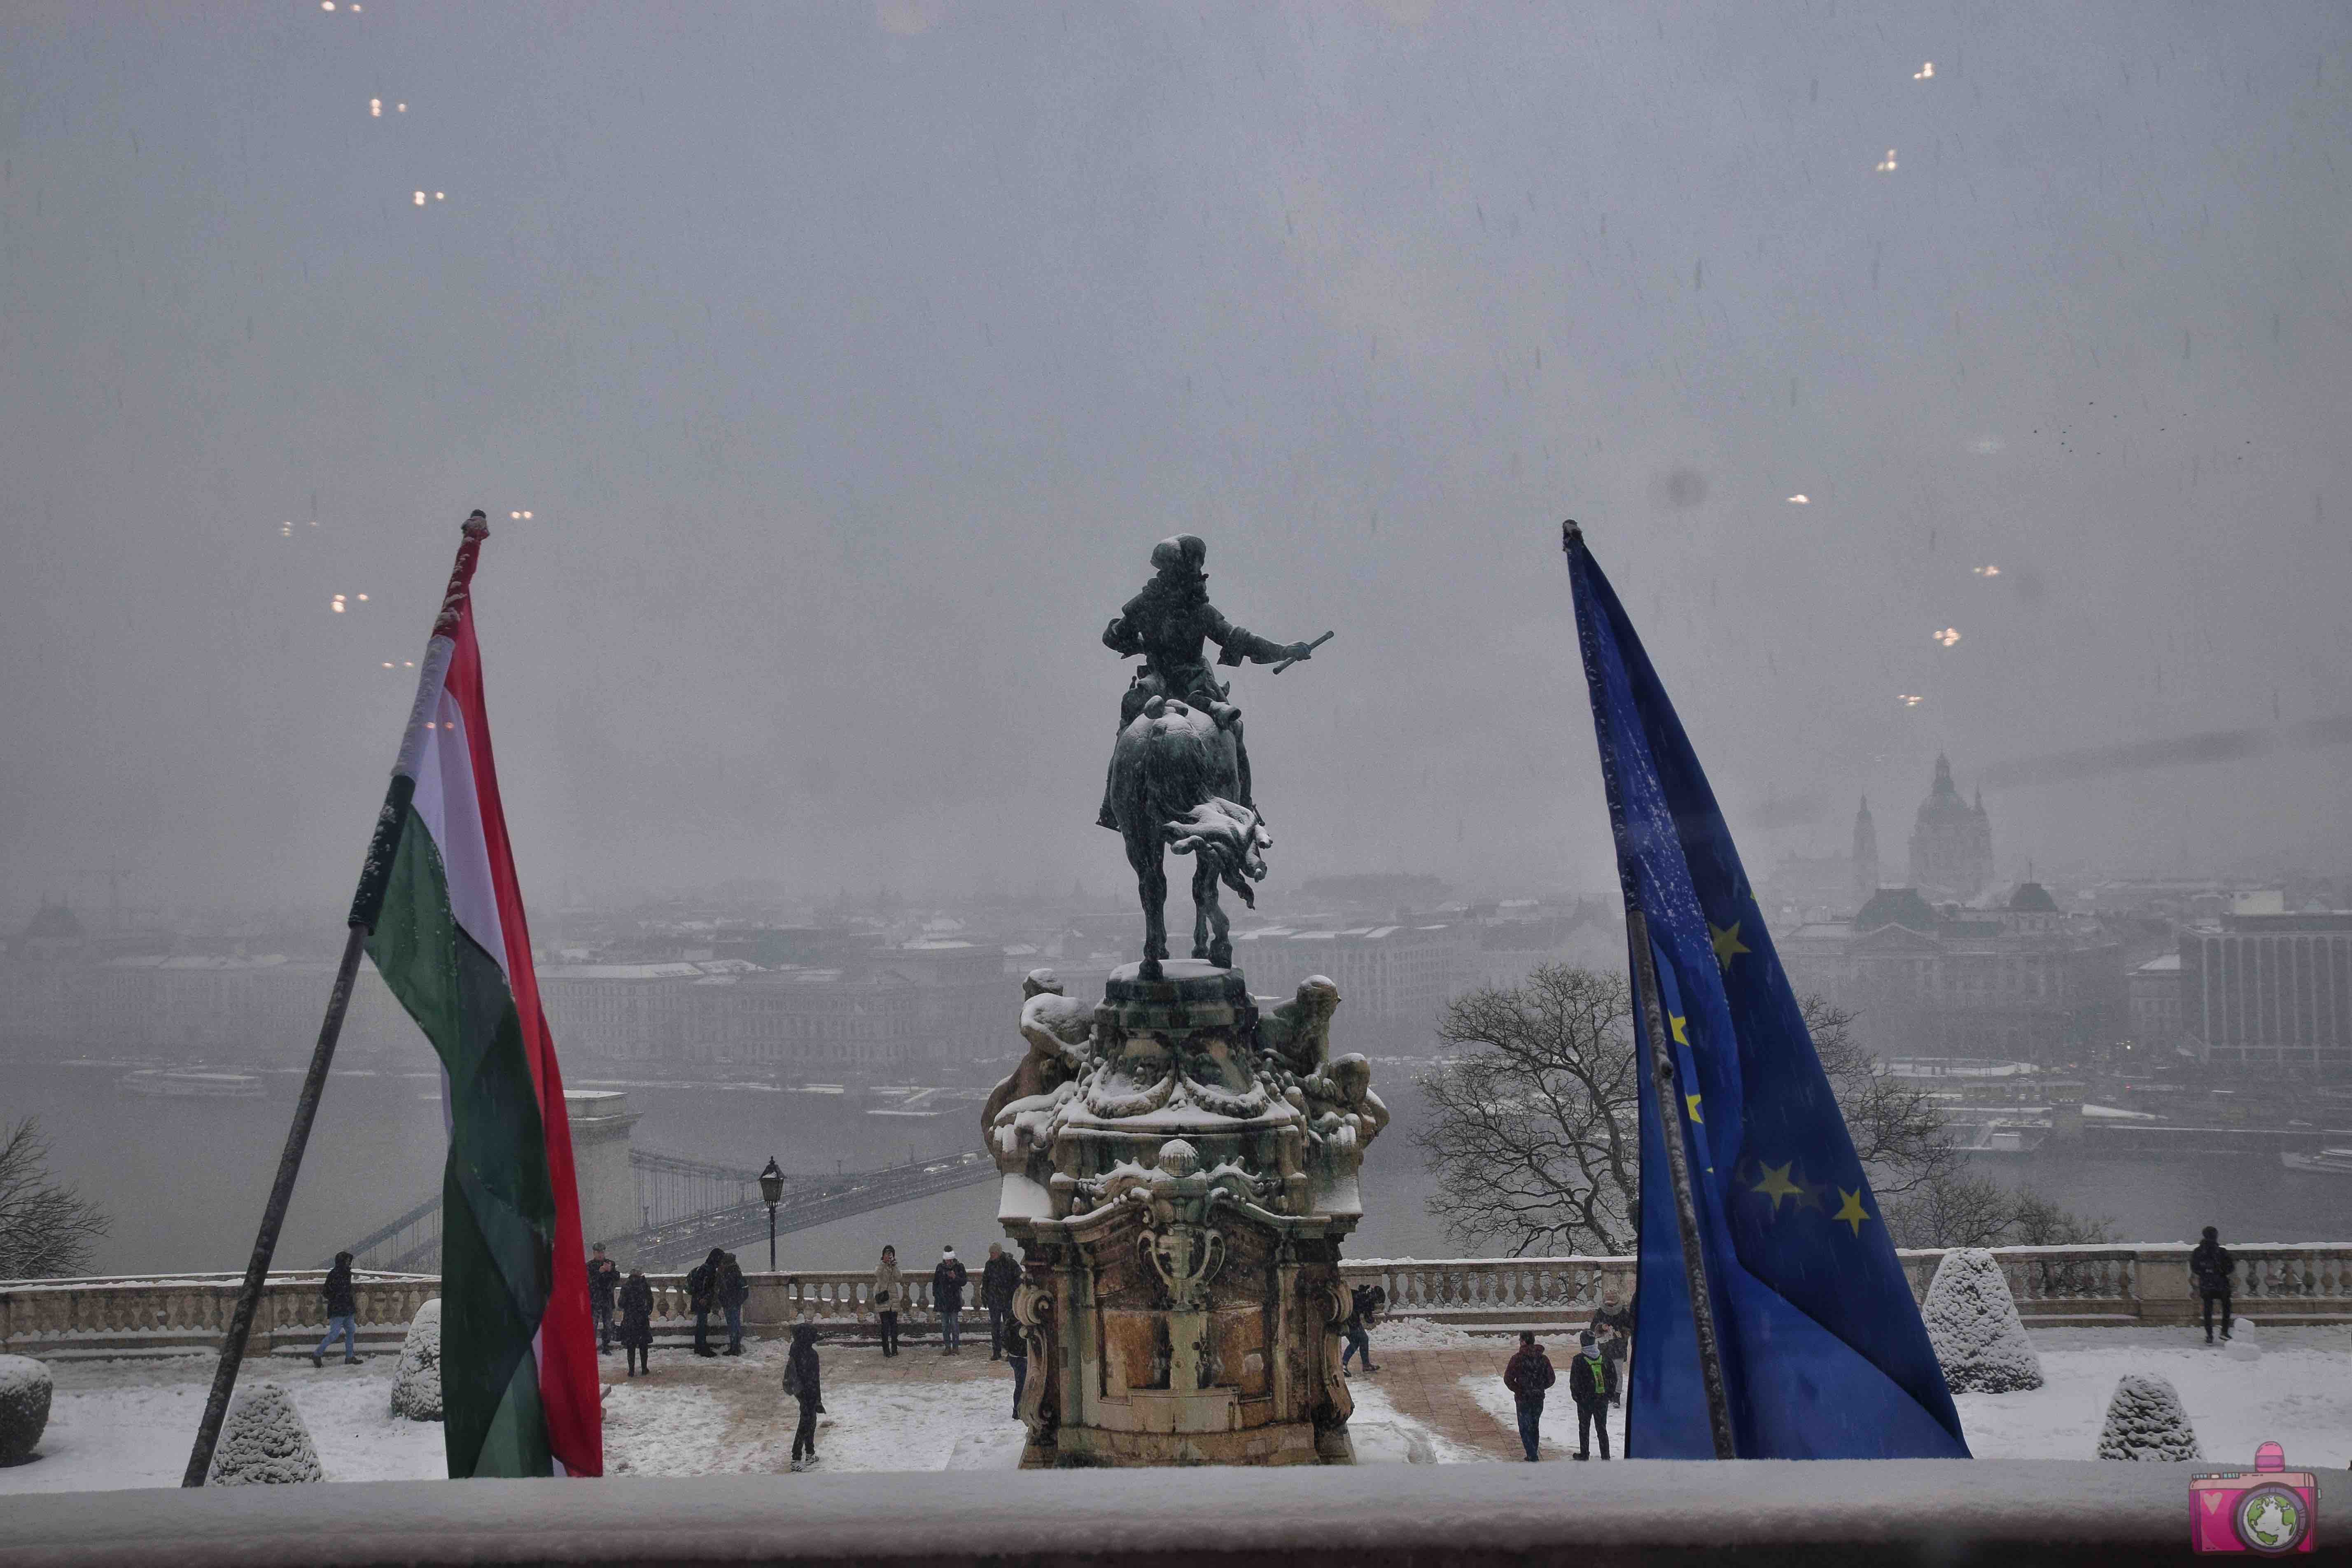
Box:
350;513;601;1478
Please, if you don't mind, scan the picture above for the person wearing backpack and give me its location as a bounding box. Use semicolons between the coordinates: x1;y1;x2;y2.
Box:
782;1315;824;1472
717;1251;750;1356
686;1248;723;1358
1501;1332;1555;1462
2191;1225;2236;1344
310;1251;361;1368
1568;1329;1618;1460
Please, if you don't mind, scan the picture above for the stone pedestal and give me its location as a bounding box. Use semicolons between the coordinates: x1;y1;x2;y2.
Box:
985;961;1386;1467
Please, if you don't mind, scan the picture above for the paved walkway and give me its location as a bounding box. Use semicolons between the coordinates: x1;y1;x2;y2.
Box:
1345;1347;1629;1462
606;1335;1626;1468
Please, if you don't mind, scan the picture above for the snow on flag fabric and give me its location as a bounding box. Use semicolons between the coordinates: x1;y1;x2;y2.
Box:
1562;526;1968;1460
349;517;601;1479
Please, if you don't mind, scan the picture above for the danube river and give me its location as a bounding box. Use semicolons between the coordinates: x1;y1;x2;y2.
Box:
9;1059;2352;1277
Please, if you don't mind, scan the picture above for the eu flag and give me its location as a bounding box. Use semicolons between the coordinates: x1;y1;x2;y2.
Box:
1563;524;1969;1460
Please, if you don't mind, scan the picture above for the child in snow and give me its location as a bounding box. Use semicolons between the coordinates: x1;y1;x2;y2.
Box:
784;1316;824;1472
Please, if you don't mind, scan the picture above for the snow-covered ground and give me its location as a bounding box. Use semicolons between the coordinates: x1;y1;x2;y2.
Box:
6;1322;2345;1491
1949;1323;2352;1467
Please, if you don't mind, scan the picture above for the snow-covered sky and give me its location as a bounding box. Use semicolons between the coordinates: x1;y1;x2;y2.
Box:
4;2;2349;912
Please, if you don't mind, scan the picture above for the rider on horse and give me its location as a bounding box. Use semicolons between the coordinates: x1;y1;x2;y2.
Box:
1096;535;1317;831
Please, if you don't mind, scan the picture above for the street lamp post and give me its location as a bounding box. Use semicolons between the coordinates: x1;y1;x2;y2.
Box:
758;1157;784;1273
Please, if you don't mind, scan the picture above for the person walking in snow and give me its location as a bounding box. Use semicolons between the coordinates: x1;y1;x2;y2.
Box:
618;1268;656;1377
982;1242;1022;1360
687;1247;724;1358
718;1250;750;1356
873;1244;904;1357
2192;1225;2236;1344
783;1316;824;1472
1569;1329;1617;1460
1341;1283;1383;1374
311;1251;361;1368
933;1245;969;1355
1502;1332;1555;1462
587;1243;621;1356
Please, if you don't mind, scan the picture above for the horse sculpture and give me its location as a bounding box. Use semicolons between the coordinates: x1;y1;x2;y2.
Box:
1104;695;1270;978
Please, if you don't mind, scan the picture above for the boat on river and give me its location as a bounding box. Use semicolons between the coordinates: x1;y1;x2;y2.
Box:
117;1069;266;1100
2280;1148;2352;1176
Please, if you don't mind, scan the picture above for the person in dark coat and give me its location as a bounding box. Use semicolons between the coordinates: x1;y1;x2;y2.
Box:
784;1317;824;1472
1341;1284;1383;1374
618;1269;656;1377
1502;1332;1555;1462
1006;1322;1028;1417
687;1248;724;1358
311;1251;360;1368
2191;1225;2236;1343
981;1243;1022;1360
586;1243;621;1355
718;1251;750;1356
933;1246;968;1355
873;1245;903;1356
1568;1330;1618;1460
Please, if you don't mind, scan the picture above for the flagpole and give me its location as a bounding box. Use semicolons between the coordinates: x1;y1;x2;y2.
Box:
1629;912;1738;1459
181;511;491;1488
179;923;368;1486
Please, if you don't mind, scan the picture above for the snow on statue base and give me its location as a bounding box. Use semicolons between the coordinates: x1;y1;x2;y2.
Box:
983;960;1387;1467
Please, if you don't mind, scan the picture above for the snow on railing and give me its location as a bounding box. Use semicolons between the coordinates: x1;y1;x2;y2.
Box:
11;1243;2352;1352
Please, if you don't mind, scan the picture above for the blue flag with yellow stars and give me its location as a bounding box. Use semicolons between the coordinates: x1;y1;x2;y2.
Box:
1564;525;1968;1460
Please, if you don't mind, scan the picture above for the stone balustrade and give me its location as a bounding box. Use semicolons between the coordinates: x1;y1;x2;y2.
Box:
9;1243;2352;1356
1347;1243;2352;1329
0;1272;441;1359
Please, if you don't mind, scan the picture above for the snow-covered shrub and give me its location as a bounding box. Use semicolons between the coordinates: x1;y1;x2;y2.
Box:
0;1355;51;1465
208;1381;324;1484
2096;1372;2200;1461
390;1298;442;1422
1921;1248;2043;1392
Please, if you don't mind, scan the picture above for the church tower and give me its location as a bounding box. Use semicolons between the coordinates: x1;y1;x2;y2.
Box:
1851;795;1879;912
1908;754;1995;900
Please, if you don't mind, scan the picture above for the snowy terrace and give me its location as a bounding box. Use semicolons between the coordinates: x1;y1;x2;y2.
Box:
10;1281;2352;1564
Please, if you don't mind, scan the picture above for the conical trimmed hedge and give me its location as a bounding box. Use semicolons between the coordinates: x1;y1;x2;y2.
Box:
1921;1248;2044;1393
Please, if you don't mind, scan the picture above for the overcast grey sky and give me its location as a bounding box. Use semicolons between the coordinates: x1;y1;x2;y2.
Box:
4;2;2348;922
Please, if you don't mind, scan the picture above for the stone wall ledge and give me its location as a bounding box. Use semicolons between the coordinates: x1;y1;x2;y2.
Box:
6;1461;2338;1568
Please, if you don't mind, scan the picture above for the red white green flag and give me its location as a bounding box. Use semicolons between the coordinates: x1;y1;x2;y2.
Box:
350;515;601;1478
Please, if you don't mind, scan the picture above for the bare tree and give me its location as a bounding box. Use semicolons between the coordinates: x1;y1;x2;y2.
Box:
0;1117;110;1280
1882;1169;2018;1250
1801;996;1957;1205
1418;971;1974;1258
1415;965;1641;1255
1883;1169;2114;1252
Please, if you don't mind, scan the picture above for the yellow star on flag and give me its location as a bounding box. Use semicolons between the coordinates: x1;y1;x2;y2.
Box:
1752;1161;1802;1211
1668;1013;1689;1045
1685;1093;1704;1124
1834;1188;1872;1236
1709;920;1750;972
